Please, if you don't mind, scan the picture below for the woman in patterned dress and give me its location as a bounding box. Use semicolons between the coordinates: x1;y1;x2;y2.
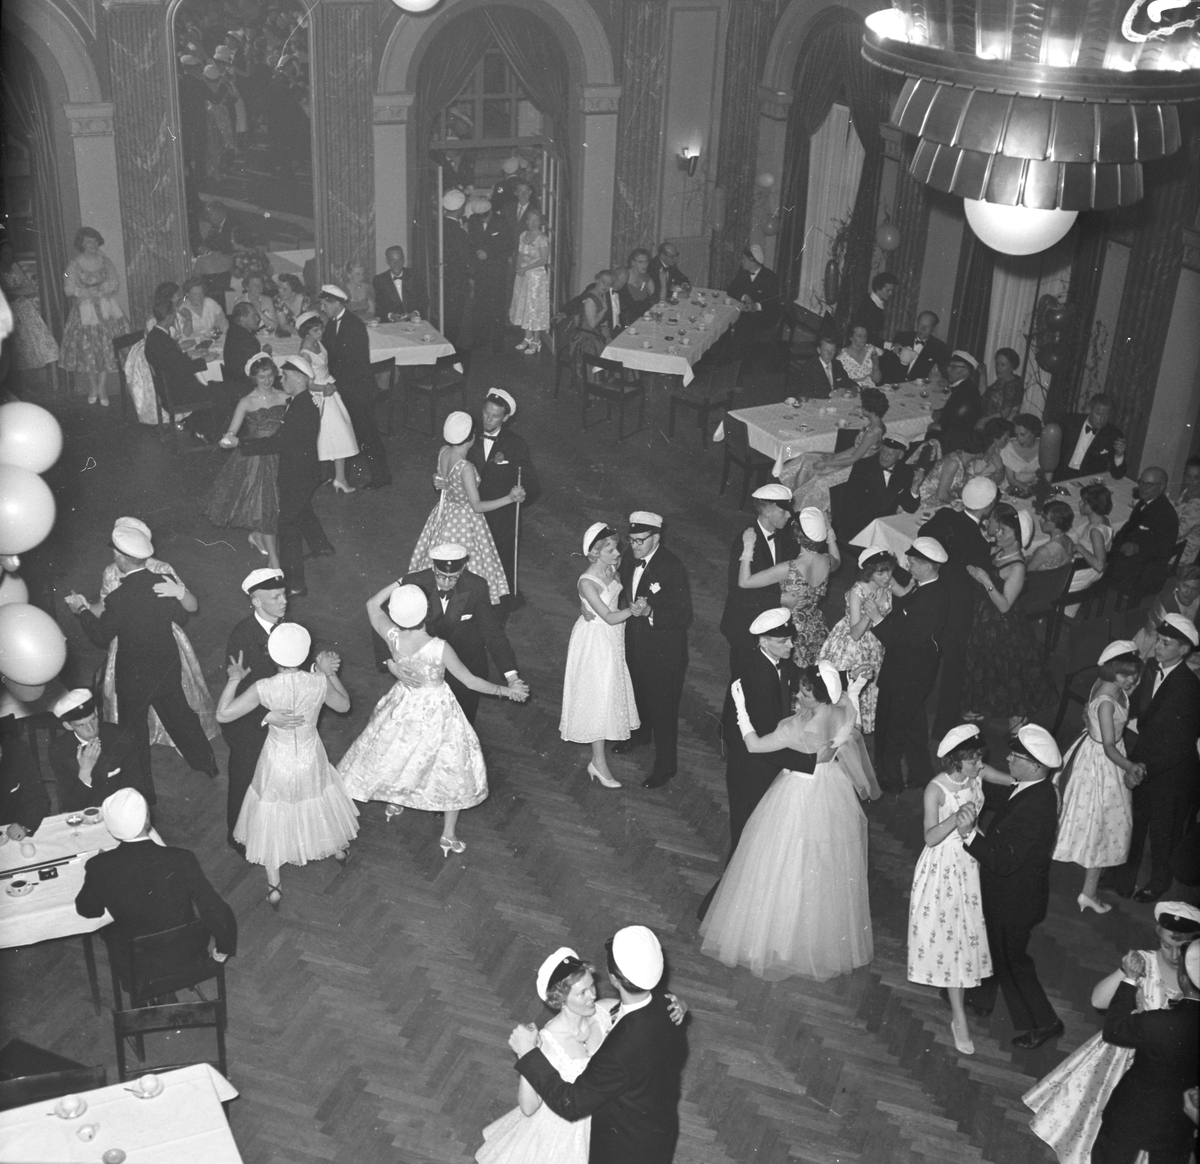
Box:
1053;642;1145;913
1023;904;1198;1164
408;412;520;604
509;210;550;354
0;238;58;375
837;323;883;390
338;584;528;856
59;227;126;405
559;523;642;789
907;725;1003;1056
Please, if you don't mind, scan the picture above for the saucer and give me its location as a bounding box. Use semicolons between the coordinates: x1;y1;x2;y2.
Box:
5;882;34;897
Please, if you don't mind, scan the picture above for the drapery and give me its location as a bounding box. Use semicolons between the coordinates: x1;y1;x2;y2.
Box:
949;230;995;361
795;105;864;314
1047;212;1108;417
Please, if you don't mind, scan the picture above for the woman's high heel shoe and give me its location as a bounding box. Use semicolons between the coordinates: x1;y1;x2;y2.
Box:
332;480;356;494
587;762;621;789
385;804;404;822
266;883;282;911
248;533;268;557
440;836;466;857
951;1016;975;1055
515;339;530;351
523;340;541;355
334;849;348;866
1078;892;1111;914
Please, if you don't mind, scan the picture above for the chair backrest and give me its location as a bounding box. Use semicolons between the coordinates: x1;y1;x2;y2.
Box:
724;415;751;460
0;1066;106;1112
581;352;622;385
123;920;220;1005
112;331;143;410
113;999;226;1081
1019;562;1074;617
700;357;742;397
1064;615;1116;676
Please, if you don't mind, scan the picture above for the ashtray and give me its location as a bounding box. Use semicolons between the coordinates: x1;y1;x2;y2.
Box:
420;335;431;343
5;880;34;897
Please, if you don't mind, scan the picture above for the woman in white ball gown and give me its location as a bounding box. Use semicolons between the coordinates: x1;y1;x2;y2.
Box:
559;522;644;789
701;661;880;981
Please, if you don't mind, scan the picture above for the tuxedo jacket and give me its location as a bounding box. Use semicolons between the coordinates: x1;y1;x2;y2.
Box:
500;199;538;252
964;778;1058;929
1129;659;1200;780
619;546;693;666
888;331;950;381
79;569;186;667
372;268;427;320
727;267;782;330
1099;983;1199;1157
220;614;276;746
50;721;144;813
0;726;48;833
792;354;854;400
76;839;237;956
1051;413;1127;481
873;578;949;678
919;507;993;597
321;309;375;398
719;522;798;646
838;457;920;544
516;993;687;1164
934;380;983;452
466;425;540;507
441;216;473;289
648;257;689;296
144;326;206;401
470;213;509;275
239;388;322;498
722;648;816;780
1113;493;1180;564
398;568;516;680
220;322;261;390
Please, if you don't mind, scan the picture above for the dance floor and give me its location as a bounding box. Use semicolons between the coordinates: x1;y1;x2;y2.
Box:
1;355;1160;1163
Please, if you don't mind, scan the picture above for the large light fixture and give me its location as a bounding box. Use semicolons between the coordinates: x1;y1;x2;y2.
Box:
963;200;1077;255
863;1;1200;250
390;0;441;12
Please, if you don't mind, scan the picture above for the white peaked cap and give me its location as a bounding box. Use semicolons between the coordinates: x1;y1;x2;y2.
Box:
817;660;842;704
1187;941;1200;989
536;947;581;1002
267;622;311;667
748;244;765;264
611;925;664;990
798;507;827;541
858;545;892;568
242;568;286;595
628;511;663;529
318;283;348;301
1017;508;1035;549
430;544;469;566
583;522;614;556
486;388;516;417
113;516;152;539
293;311;320;332
443;411;473;444
441;189;466;211
112;526;153;559
280;354;314;378
749;608;791;635
103;788;149;840
752;483;792;503
908;536;948;563
962;477;997;509
1017;723;1062;768
52;688;95;721
1160;613;1199;647
388;584;429;628
937;723;981;757
950;349;979;369
245;352;275;377
1098;639;1139;665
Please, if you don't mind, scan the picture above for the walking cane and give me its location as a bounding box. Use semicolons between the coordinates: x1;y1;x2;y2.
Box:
512;467;522;597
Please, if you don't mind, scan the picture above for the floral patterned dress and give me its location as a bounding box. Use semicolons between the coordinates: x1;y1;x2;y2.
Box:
508;231;550;332
819;581;890;733
907;775;991;988
59;252;125;375
0;264;59;370
783;559;829;667
338;635;488;813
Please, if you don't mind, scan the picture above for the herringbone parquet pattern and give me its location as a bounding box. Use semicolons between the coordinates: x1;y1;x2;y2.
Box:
1;357;1159;1164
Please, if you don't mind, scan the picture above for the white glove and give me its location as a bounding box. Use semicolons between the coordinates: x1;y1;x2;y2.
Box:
731;679;753;738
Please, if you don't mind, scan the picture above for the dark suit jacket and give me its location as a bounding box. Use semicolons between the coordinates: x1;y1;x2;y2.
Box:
718;523;797;646
50;722;144;813
441;215;473;291
649;257;689;297
206;217;235;255
792;355;853;399
239;389;322;498
933;379;983;453
79;569;185;667
500;198;538;253
220;322;261;390
873;578;949;679
76;839;237;956
727;267;782;331
466;425;540;508
470;213;510;276
1051;414;1127;481
372;268;427;320
851;294;887;346
722;648;815;780
220;614;275;744
1099;983;1199;1156
516;993;687;1164
0;725;48;833
619;545;693;667
321;309;375;398
1129;659;1200;780
919;507;993;603
888;331;950;381
144;326;207;401
965;778;1058;929
837;457;920;544
1112;493;1180;566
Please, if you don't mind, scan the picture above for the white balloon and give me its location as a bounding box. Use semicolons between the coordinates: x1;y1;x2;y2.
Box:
963;199;1078;256
0;402;63;474
754;173;776;189
0;573;29;607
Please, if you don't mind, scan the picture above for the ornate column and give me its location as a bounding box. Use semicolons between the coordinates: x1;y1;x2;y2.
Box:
885;132;932;336
373;92;414;269
611;0;668;264
102;0;189;320
579;86;621;288
310;0;375;282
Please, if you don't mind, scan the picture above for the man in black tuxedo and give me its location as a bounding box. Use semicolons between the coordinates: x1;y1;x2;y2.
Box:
76;788;236;980
851;271;897;347
465;389;540;597
1106;616;1200;902
872;537;949;790
382;546;522;725
0;719;47;838
963;724;1064;1049
615;513;694;788
1049;394;1128;482
719;484;796;670
648;241;689;301
221;302;263;392
318;285;390;487
470;204;512;352
920;476;997;736
144;299;209;400
1091;930;1200;1164
929;350;983;454
373;245;427;321
440;207;473;345
790;334;854;399
220;569;285;851
1106;466;1180;600
878;310;951;383
834;437;923;545
500;180;538;251
511;926;686;1164
68;525;218;799
234;353;334;597
727;245;782;350
49;688;144;812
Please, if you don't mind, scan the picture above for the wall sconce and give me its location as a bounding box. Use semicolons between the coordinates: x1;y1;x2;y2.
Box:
677;147;699;177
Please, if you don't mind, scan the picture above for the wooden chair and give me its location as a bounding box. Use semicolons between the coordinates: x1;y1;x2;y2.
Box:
1051;615;1122;736
668;357;741;447
371;358;399;435
1018;561;1075;659
719;416;773;508
551;314;581;399
404;352;469;436
112;999;227;1082
148;363;226;453
580;354;646;442
112;331;144;424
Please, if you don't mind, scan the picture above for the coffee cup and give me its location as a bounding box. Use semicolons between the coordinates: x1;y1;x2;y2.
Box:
83;807;102;824
138;1073;161;1096
19;841;35;858
54;1094;87;1119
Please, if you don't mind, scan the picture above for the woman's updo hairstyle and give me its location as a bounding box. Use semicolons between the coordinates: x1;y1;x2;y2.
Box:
1014;412;1043;438
74;226;104;251
860;387;890;419
1079;482;1113;516
992;503;1022;544
797;665;832;704
982;416;1015;447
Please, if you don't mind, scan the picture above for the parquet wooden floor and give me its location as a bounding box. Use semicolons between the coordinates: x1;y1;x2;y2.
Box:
1;354;1164;1163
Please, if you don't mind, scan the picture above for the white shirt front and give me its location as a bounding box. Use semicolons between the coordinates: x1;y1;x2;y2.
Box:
482;433;500;460
757;521;777;565
1153;659;1182;697
1008;775;1046;799
254;612;276;635
631;546;659;596
1067;422;1100;470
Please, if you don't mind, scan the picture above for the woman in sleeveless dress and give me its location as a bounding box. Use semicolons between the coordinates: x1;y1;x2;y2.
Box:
1024;910;1196;1164
509;211;550;354
59;227;126;404
217;623;358;909
98;516;219;752
837;324;883;390
908;726;1000;1056
297;311;359;494
338;583;529;856
1064;482;1114;614
701;663;880;982
409;412;520;604
206;353;288;567
1054;644;1145;913
0;238;58;374
559;523;642;789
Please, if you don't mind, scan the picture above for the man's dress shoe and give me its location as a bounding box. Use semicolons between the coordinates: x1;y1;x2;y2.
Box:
287;586;308;598
1011;1021;1064;1050
1133;886;1166;903
642;772;674;789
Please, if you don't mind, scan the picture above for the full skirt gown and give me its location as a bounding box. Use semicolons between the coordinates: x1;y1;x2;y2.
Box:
205;404;285;535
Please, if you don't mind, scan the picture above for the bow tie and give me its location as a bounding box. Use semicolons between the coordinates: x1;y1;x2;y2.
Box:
763;531;776;541
1084;424;1094;434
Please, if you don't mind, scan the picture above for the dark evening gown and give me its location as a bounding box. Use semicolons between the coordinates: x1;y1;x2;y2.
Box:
204;404;285;534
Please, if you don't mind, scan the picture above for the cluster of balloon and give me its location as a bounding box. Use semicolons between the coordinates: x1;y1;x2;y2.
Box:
754;172;775;189
876;222;901;252
0;402;67;704
762;213;781;237
1035;296;1073;374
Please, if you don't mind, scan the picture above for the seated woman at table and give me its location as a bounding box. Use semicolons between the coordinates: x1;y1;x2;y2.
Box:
296;311;359;495
234;273;281;334
978;347;1024;426
177;275;226;339
344;261;376;322
274;273;310;332
1028;500;1076;572
1000;413;1043;496
838;324;883;390
570;270;613;375
780;387;889;516
1064;482;1115;611
619;249;658;322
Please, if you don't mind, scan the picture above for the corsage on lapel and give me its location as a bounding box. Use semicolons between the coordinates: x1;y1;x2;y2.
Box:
649;582;662;594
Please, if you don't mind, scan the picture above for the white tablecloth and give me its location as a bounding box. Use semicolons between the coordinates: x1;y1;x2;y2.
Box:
849;475;1138;558
0;1063;241;1163
0;812;117;948
197;319;456;384
729;383;937;475
600;290;741;386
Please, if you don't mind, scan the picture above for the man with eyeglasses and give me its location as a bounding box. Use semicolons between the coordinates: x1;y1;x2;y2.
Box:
1107;466;1180;600
649;242;690;303
614;513;693;788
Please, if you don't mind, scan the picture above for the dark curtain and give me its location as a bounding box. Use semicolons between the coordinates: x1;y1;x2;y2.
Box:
949;229;995;359
885;134;932;336
1;50;68;345
1045;211;1108;419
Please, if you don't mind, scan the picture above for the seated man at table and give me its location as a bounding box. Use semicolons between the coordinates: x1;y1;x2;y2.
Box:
1106;466;1180;600
144;297;228;443
221;302;263;393
49;689;144;813
878;310;950;384
373;244;427;321
727;245;781;352
76;788;237;979
792;334;855;399
1048;393;1128;482
0;716;48;840
833;436;924;545
649;241;690;302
